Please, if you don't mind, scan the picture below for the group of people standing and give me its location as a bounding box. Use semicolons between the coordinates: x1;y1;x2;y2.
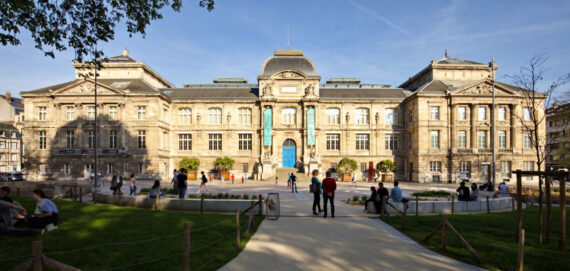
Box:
310;170;337;218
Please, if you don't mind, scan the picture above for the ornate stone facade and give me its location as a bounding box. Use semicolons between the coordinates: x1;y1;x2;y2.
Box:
20;50;545;183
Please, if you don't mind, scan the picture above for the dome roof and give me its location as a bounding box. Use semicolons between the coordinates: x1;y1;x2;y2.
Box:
260;50;318;77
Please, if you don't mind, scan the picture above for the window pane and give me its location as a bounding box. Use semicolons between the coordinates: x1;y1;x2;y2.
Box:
430;131;439;148
498;107;506;121
326;134;340;150
282;108;296;124
385;109;394;124
356;134;369;150
458;130;466;148
326;108;340;125
238;134;252;150
478;107;486;120
498;130;507;148
458;107;466;120
478;131;487;148
430;107;439;120
356;109;369;124
178;134;192;150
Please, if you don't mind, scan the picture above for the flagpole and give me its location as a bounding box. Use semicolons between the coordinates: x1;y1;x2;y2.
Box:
94;50;99;189
491;56;496;188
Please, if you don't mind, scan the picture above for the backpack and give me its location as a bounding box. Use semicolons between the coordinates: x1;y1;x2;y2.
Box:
309;183;315;193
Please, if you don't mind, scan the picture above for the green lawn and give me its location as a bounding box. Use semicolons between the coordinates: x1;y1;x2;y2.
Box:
1;197;263;271
381;207;570;271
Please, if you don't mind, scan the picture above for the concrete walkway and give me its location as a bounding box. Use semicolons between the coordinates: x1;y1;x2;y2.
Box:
220;196;485;271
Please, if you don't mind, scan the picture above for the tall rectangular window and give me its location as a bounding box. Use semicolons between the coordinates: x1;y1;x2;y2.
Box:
326;108;340;125
109;130;117;149
178;134;192;150
239;108;252;125
523;161;534;180
38;107;46;120
66;130;74;149
209;108;222;125
385;108;395;124
430;161;442;172
39;131;46;149
478;131;487;148
209;134;222;150
238;134;252;150
458;130;467;148
430;106;439;120
178;108;192;125
524;131;532;149
430;130;439;148
63;164;70;175
457;106;466;120
498;130;507;148
138;130;146;149
282;108;296;124
356;108;369;124
88;130;95;149
385;134;398;150
326;134;340;150
137;106;146;120
500;161;511;178
523;107;531;121
356;134;370;150
478;107;486;120
87;106;95;120
109;106;118;121
66;106;74;121
106;163;114;175
498;107;506;121
460;161;471;175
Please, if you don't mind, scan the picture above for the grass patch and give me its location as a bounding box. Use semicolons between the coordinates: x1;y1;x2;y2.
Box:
381;207;570;270
411;190;453;197
2;196;263;271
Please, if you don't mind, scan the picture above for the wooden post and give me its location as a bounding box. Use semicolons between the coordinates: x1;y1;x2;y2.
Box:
235;209;240;248
403;202;407;231
79;188;83;203
415;195;419;216
246;201;255;235
155;192;160;210
442;216;447;251
183;222;190;271
200;193;204;214
381;196;386;216
518;228;525;271
559;175;566;251
446;220;484;263
511;194;515;211
32;240;42;271
16;187;20;196
451;196;455;214
516;171;523;241
486;196;490;214
545;175;551;244
258;194;263;215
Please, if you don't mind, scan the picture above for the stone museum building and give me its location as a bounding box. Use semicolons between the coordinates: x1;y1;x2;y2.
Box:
20;49;544;183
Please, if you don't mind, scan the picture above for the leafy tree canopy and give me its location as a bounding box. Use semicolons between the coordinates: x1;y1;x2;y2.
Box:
338;158;358;174
179;157;200;171
214;156;234;172
376;160;395;173
0;0;214;62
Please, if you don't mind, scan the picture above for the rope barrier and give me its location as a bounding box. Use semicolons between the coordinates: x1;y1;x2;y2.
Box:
102;252;185;271
190;216;235;232
0;254;33;263
189;232;236;253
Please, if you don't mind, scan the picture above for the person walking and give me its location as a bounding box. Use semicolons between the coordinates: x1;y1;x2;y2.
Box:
311;170;322;215
241;175;244;184
199;171;208;193
275;176;279;187
177;169;188;199
291;173;298;193
171;169;178;195
351;174;357;189
129;173;137;196
111;170;123;196
322;171;337;218
231;173;235;184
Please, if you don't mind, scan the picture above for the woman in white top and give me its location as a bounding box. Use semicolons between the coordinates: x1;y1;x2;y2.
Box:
129;173;137;196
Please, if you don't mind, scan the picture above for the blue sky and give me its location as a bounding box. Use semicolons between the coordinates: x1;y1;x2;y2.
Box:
1;0;569;97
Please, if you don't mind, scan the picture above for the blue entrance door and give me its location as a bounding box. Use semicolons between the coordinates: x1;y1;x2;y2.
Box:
282;139;296;168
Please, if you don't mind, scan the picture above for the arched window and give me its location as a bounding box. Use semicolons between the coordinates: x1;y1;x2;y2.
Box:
282;108;296;124
356;108;369;125
208;108;222;125
326;108;340;124
239;108;252;125
178;108;192;125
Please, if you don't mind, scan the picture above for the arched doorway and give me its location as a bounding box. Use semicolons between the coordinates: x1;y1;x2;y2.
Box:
282;139;296;168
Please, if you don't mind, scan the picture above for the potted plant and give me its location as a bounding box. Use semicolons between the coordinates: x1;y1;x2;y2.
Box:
180;157;200;180
214;156;235;180
376;160;396;182
338;158;358;182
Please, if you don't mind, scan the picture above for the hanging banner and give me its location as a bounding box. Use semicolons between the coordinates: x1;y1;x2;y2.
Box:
264;108;272;146
307;107;315;146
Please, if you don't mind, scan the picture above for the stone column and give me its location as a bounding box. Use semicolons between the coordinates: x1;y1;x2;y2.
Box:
450;104;456;149
511;104;518;149
470;104;477;149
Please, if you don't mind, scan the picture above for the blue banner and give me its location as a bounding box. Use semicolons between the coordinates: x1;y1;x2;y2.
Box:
264;108;272;146
307;108;315;146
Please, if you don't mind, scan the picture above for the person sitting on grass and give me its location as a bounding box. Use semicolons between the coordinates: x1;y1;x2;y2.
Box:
0;186;26;228
149;181;165;199
26;189;59;229
457;181;470;201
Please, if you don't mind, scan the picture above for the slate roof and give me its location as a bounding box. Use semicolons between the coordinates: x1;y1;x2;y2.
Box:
437;56;484;65
21;78;158;95
21;80;80;95
260;56;318;77
105;54;137;63
0;94;23;108
0;122;18;132
319;88;411;100
164;88;259;100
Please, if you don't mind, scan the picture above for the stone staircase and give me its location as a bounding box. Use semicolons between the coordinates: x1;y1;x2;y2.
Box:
274;168;311;184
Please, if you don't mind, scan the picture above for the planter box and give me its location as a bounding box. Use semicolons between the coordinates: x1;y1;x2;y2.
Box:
382;173;394;182
343;174;351;182
188;171;197;180
221;172;230;180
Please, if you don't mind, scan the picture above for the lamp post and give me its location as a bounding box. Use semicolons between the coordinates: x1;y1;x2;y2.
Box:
490;57;497;188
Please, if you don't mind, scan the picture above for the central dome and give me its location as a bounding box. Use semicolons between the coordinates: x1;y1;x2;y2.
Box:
260;50;318;77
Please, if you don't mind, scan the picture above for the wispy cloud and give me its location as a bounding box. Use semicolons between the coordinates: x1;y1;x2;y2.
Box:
344;0;413;39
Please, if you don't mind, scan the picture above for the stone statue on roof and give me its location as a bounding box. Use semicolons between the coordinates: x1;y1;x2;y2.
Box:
262;83;273;97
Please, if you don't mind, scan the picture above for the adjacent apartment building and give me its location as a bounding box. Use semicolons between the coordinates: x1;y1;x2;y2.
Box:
546;102;570;170
20;49;544;183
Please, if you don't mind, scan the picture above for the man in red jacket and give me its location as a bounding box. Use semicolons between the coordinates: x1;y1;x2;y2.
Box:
322;171;337;218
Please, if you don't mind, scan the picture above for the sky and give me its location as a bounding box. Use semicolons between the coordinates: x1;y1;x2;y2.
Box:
1;0;569;98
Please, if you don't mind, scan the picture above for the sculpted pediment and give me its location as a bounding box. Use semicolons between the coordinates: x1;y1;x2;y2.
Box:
271;70;306;80
453;81;518;96
52;80;123;96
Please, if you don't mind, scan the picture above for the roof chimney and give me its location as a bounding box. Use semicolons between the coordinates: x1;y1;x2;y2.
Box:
5;91;11;101
122;48;129;56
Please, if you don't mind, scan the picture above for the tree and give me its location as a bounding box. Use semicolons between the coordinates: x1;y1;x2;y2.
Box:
214;157;234;172
179;157;200;171
507;54;569;245
338;158;358;175
376;160;395;173
0;0;214;62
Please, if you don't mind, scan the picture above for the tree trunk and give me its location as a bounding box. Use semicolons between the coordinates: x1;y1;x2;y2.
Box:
538;176;543;246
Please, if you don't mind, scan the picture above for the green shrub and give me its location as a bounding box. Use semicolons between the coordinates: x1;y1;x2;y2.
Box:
252;195;258;200
243;194;249;199
223;193;230;199
338;158;358;175
361;195;368;201
140;188;150;193
216;192;223;199
180;157;200;171
411;190;453;197
352;195;360;201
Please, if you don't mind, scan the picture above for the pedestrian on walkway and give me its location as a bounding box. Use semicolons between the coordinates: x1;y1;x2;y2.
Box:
231;174;235;184
352;174;357;188
171;169;179;195
311;170;322;215
129;173;137;196
221;175;225;183
322;171;337;218
177;169;188;199
200;171;208;193
291;174;298;193
241;175;244;184
287;173;292;187
244;173;248;183
275;176;278;187
111;170;123;196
